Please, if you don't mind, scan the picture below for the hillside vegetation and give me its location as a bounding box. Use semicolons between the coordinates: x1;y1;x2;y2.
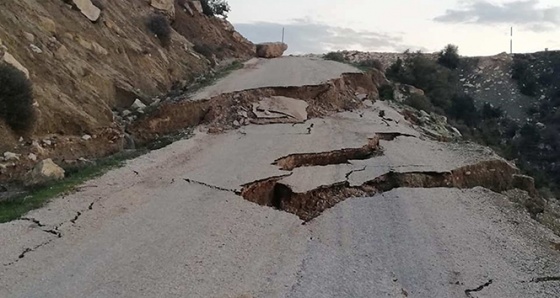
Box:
344;47;560;198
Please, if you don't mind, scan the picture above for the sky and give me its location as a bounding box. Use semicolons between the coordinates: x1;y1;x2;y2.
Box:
226;0;560;56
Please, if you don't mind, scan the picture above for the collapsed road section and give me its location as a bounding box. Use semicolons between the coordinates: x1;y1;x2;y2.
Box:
242;133;538;221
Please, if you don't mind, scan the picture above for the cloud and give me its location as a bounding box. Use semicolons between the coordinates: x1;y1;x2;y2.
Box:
233;19;422;54
434;0;560;31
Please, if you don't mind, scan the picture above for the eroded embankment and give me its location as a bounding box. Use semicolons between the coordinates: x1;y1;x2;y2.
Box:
241;134;537;221
128;71;382;144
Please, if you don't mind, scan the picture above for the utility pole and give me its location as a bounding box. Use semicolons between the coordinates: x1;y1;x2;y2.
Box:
282;27;285;43
510;27;513;54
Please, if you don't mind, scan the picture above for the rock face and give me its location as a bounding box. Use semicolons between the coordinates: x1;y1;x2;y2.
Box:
71;0;101;22
256;42;288;58
25;159;65;186
150;0;175;19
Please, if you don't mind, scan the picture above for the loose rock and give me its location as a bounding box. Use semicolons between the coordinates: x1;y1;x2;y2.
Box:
25;159;65;186
256;42;288;58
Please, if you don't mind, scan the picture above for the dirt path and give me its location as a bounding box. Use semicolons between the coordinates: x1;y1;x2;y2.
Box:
1;58;560;297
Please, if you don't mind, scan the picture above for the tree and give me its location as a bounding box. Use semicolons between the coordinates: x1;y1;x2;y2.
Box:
200;0;230;17
437;44;460;69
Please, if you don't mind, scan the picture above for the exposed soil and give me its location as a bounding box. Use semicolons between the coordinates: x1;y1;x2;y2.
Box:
128;71;382;145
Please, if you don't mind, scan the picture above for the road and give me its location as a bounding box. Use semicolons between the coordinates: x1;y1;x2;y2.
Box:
191;56;359;100
1;57;560;297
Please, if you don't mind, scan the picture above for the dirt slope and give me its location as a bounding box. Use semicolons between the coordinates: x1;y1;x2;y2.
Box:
0;0;253;149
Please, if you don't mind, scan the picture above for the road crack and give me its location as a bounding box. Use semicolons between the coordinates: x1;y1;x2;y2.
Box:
21;217;62;238
184;178;242;195
345;166;367;180
465;279;493;297
529;276;560;283
242;159;522;221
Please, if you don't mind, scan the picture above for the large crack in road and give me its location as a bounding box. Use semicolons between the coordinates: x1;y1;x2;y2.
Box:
240;133;528;221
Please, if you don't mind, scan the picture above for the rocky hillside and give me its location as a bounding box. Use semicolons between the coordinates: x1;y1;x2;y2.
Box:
0;0;255;184
0;0;253;153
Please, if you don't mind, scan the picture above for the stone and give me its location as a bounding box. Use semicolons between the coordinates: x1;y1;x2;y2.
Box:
450;126;462;137
3;152;20;161
91;41;108;55
28;153;37;161
31;141;46;155
233;120;240;127
190;0;203;13
536;122;546;129
70;0;101;22
82;134;92;141
23;32;35;42
39;16;57;34
131;99;147;110
42;139;52;146
25;159;65;186
256;42;288;58
363;100;374;107
30;44;43;54
122;109;132;116
2;52;30;78
150;0;175;19
356;94;367;100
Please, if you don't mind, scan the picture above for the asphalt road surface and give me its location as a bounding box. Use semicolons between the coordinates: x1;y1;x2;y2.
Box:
1;58;559;298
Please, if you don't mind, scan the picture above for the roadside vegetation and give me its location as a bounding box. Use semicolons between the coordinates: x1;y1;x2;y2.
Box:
0;64;35;134
146;13;172;47
0;58;243;223
385;46;560;196
0;150;145;223
200;0;230;17
323;51;383;71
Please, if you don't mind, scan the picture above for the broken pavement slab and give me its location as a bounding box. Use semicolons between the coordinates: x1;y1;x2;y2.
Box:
252;96;308;122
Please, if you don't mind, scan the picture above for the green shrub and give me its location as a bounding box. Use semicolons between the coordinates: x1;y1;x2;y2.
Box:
0;63;35;133
378;84;394;101
481;103;503;119
405;94;433;112
447;93;478;126
386;51;457;111
511;58;538;96
193;44;214;58
437;44;460;69
200;0;230;17
323;51;345;62
147;14;171;47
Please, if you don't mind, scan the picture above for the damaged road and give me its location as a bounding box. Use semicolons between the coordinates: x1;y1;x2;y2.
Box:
1;59;560;298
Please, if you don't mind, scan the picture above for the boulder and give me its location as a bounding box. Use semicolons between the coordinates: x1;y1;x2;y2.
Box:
190;1;203;13
131;99;147;110
150;0;175;20
25;159;65;186
70;0;101;22
256;42;288;58
1;51;30;78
